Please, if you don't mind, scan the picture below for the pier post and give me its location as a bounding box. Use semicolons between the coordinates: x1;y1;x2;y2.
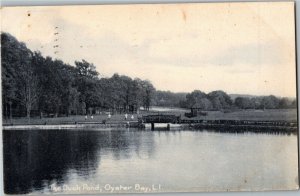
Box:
151;123;155;131
167;124;170;130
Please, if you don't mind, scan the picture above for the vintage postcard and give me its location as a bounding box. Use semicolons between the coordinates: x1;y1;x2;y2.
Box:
1;1;299;195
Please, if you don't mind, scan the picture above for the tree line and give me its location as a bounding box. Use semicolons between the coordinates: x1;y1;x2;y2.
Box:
152;89;296;111
1;32;297;119
2;32;155;119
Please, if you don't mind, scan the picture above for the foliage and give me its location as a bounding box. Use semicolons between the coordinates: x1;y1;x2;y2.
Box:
2;33;39;119
185;90;207;108
1;32;155;117
208;90;232;110
184;90;232;110
152;91;187;108
1;32;296;119
234;96;296;110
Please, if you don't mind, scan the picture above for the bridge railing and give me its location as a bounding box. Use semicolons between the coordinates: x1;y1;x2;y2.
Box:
140;114;181;123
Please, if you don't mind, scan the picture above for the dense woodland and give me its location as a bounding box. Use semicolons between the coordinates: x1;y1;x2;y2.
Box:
2;32;155;118
1;32;297;119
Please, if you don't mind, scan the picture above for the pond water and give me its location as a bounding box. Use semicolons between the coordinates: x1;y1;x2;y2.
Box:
3;129;298;194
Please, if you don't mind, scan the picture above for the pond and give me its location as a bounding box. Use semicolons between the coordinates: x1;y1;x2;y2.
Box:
3;128;298;194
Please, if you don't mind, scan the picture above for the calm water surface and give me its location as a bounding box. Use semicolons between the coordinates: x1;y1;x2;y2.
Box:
3;128;298;194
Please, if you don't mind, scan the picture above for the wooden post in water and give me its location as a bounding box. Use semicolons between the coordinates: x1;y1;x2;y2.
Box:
167;124;170;130
151;123;155;131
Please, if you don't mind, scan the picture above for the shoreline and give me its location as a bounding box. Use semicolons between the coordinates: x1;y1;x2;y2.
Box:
2;120;298;134
2;122;139;130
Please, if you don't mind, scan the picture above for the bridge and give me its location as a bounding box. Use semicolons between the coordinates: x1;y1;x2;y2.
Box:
139;114;181;130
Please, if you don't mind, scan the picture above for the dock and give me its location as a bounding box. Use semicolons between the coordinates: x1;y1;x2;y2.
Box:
138;114;297;133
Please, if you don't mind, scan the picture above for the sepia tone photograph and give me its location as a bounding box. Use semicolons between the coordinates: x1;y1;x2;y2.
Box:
1;1;299;195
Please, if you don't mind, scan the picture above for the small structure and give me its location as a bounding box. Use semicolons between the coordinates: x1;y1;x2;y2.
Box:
187;103;207;118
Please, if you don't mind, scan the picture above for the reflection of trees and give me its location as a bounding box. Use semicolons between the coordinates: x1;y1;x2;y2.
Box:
94;130;156;160
4;130;101;194
134;132;156;160
104;130;156;160
3;129;156;194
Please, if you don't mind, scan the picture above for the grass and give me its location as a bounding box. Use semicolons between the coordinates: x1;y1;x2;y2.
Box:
3;113;139;125
149;108;297;122
2;108;297;125
186;109;297;122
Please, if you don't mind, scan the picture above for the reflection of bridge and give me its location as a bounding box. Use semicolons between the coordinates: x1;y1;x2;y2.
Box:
140;114;181;130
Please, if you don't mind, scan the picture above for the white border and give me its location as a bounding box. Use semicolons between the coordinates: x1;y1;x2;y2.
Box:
0;1;299;196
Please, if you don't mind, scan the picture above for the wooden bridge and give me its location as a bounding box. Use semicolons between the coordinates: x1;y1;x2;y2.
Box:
139;114;181;130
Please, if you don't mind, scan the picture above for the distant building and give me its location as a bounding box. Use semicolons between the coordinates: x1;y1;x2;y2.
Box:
190;103;207;117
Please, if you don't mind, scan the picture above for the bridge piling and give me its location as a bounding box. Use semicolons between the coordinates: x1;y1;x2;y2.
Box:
151;123;154;131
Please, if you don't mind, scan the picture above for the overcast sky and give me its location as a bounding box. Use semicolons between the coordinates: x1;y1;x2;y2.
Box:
1;2;297;97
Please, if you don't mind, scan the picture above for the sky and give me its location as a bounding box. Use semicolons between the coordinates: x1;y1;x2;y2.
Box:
1;2;297;97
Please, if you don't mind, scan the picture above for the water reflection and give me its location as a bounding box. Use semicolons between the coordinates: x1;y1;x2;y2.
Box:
3;129;156;194
3;129;298;194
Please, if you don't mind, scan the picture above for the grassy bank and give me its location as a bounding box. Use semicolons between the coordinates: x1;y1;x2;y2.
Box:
3;113;139;125
2;108;297;126
148;108;297;122
184;109;297;122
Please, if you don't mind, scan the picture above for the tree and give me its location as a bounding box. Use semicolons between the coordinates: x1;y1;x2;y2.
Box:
2;32;159;117
17;57;39;119
153;90;187;107
234;97;255;109
58;63;79;116
35;57;67;116
261;95;280;109
1;32;39;120
75;60;100;114
291;99;297;108
128;79;142;112
140;80;155;111
1;33;19;119
208;90;233;110
75;60;98;79
186;90;207;108
197;98;213;110
279;98;291;109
